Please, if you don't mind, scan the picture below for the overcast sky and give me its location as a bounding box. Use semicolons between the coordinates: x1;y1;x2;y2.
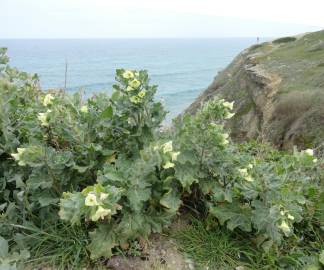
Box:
2;0;324;38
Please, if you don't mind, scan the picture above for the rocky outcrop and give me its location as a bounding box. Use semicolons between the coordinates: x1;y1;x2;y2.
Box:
185;30;324;149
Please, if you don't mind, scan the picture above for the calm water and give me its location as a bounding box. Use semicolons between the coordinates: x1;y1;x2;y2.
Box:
0;38;257;120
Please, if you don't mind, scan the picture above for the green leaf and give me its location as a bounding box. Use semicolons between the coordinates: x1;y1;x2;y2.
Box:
176;149;198;165
126;187;151;212
209;202;252;232
175;163;198;189
208;183;233;202
261;239;274;252
73;165;90;173
0;236;8;258
145;211;174;233
251;201;283;244
110;91;120;102
98;168;125;184
319;250;324;265
59;193;85;224
117;212;151;242
26;171;52;190
160;189;181;213
38;195;59;207
88;224;116;259
100;105;113;119
304;265;321;270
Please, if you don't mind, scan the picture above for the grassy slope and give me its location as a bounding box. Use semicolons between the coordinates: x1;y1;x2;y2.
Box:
186;30;324;149
261;31;324;94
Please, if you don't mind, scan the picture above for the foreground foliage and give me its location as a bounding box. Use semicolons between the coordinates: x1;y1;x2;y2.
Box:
0;48;323;269
174;217;323;270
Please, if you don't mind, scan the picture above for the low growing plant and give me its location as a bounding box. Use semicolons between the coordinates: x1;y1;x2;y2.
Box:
273;36;297;44
173;99;323;253
0;47;322;269
0;48;171;266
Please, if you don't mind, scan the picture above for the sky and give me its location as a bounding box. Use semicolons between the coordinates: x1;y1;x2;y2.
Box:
2;0;324;38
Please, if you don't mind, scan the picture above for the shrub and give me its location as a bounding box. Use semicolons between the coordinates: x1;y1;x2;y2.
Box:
273;36;297;44
0;48;169;265
173;98;322;250
59;140;183;259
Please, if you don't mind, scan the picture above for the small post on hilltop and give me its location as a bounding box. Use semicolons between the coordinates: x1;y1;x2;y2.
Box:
64;58;68;95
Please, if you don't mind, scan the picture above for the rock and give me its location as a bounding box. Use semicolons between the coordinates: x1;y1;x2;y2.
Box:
106;233;193;270
185;30;324;149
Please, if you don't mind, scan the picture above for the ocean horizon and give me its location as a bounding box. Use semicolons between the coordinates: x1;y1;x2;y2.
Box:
0;38;261;120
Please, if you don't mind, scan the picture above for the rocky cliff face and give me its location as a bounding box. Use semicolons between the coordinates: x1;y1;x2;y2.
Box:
186;30;324;149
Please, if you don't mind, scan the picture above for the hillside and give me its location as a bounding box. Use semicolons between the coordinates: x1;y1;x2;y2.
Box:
186;30;324;149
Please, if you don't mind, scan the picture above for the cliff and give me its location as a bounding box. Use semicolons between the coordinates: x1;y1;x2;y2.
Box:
185;30;324;149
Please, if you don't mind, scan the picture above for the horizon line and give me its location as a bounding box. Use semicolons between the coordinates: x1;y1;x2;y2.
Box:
0;36;275;40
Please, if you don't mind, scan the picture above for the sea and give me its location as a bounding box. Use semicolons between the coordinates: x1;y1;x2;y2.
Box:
0;38;259;121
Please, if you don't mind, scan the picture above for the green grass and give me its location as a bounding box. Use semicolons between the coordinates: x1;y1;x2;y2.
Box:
173;218;260;270
172;217;324;270
260;31;324;76
11;221;91;269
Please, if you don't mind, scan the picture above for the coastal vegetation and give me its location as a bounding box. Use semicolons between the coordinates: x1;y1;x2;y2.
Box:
0;46;323;270
186;30;324;150
272;36;297;44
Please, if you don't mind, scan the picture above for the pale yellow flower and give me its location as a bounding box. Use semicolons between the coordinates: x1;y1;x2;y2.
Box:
223;101;234;110
85;193;99;207
238;168;248;177
221;133;229;145
313;158;318;163
287;214;294;220
225;112;235;119
80;105;88;113
11;148;27;166
223;139;229;145
304;149;314;156
126;86;134;92
17;148;26;154
43;94;54;106
222;133;229;139
278;220;291;235
247;164;253;169
171;151;180;161
11;153;20;160
129;79;141;89
100;192;109;201
18;160;27;166
130;96;141;104
162;141;173;153
122;70;134;79
163;161;175;169
91;206;111;221
37;110;51;127
238;168;253;182
138;90;146;98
